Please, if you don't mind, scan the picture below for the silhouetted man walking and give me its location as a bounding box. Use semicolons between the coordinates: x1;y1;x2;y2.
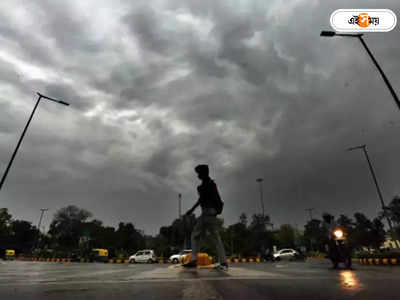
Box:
183;164;227;269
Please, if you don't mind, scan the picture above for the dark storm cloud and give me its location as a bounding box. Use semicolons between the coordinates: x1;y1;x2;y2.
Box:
0;10;57;67
1;0;399;233
124;6;173;56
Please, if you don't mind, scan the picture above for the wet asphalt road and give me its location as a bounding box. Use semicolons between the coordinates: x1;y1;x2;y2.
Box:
1;259;400;299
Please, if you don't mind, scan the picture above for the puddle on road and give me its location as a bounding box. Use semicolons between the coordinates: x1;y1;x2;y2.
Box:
339;271;362;291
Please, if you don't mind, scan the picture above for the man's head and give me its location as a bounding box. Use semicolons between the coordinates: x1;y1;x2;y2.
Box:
194;164;209;180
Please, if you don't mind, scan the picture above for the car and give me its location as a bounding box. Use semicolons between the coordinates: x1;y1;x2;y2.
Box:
169;249;192;264
273;249;299;261
129;250;157;264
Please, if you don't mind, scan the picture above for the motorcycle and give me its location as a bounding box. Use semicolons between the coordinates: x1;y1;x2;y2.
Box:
328;227;352;269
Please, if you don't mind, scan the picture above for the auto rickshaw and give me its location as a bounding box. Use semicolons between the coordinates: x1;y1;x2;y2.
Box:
91;248;108;262
5;249;15;260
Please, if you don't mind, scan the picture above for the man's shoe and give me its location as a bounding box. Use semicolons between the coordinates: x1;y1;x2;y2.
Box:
183;260;197;268
214;262;228;270
220;262;228;270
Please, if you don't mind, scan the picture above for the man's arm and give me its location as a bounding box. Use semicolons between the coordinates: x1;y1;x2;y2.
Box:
186;200;200;215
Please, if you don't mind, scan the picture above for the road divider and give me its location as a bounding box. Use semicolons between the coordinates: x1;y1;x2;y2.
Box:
357;257;398;266
23;256;312;264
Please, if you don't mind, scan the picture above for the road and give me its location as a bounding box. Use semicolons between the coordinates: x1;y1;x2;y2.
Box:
1;259;399;299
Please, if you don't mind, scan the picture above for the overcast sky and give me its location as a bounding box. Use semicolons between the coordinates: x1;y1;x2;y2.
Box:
1;0;399;235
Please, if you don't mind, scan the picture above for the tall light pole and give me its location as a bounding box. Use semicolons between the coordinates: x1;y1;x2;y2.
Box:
178;193;182;219
347;144;399;247
256;178;265;218
34;208;48;249
0;92;69;191
37;208;48;233
305;208;315;221
320;31;400;111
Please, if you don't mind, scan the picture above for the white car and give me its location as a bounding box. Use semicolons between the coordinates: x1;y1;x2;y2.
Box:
273;249;299;261
169;249;192;264
129;250;157;264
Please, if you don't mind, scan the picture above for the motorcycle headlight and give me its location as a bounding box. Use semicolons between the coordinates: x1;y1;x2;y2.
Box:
333;229;344;239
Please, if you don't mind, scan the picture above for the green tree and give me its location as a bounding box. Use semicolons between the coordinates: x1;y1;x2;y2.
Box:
115;222;145;254
353;213;373;250
384;195;400;225
239;213;248;227
247;214;274;256
9;220;38;253
303;219;325;251
226;215;251;257
352;213;385;250
275;224;296;249
0;208;12;239
48;205;92;250
337;214;354;229
0;208;12;254
370;217;386;250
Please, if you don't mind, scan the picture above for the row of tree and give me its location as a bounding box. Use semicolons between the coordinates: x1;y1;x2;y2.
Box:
1;206;146;258
1;196;400;258
0;208;39;254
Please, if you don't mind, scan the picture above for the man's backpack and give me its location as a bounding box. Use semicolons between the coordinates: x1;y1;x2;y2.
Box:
212;182;224;215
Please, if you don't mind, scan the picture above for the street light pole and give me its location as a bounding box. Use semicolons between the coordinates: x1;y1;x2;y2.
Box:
305;208;315;221
178;193;182;219
347;144;399;247
320;31;400;111
0;93;69;191
256;178;265;218
37;208;48;233
34;208;48;249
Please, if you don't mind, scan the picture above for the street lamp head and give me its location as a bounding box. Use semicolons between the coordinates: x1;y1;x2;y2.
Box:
320;31;336;37
58;100;70;106
347;144;366;151
37;92;70;106
256;178;263;183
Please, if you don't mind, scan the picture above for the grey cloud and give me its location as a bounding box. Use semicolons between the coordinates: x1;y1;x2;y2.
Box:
1;0;400;234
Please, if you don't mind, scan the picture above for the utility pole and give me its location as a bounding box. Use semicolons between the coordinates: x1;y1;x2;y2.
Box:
348;144;400;248
305;208;315;221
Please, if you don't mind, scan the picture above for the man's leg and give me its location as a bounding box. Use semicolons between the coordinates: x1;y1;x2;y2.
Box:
186;217;202;266
208;217;226;264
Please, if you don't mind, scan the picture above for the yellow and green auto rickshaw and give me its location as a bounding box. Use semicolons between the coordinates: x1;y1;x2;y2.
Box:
91;249;108;262
5;249;15;260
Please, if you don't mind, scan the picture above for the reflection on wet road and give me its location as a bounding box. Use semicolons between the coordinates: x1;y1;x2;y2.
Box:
1;260;400;299
339;270;362;291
